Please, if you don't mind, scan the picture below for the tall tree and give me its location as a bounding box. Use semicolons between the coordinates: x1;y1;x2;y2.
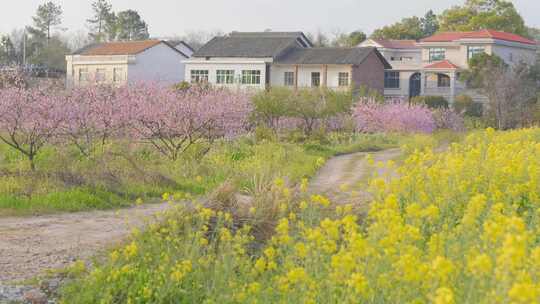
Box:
371;16;424;40
115;10;149;41
31;1;63;44
0;36;16;65
87;0;113;42
421;10;439;37
527;27;540;42
439;0;528;37
348;31;367;46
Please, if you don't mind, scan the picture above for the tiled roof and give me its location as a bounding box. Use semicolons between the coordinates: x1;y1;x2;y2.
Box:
421;30;537;45
75;40;163;56
275;47;392;68
373;39;418;49
462;29;537;45
424;60;459;69
421;32;474;43
193;32;311;58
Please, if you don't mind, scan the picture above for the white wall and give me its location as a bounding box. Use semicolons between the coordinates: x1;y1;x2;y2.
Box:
491;44;537;66
184;60;268;89
128;43;187;85
271;65;352;88
65;55;130;88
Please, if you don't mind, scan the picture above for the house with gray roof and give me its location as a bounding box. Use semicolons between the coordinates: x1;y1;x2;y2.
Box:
183;31;390;92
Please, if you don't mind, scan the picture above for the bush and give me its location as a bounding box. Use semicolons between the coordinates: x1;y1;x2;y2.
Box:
453;94;483;117
172;81;191;91
251;87;353;137
353;100;436;133
432;108;465;131
251;87;294;132
410;95;449;109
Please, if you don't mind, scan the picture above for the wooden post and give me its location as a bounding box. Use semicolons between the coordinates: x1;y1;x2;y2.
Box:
322;65;328;88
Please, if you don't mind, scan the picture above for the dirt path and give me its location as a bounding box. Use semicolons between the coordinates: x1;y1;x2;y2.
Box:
0;202;171;283
0;148;401;287
309;148;401;207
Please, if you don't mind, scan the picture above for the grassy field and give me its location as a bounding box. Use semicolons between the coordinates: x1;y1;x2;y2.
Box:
59;128;540;303
0;132;398;216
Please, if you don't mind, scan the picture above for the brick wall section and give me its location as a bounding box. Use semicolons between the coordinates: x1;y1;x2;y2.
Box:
351;51;385;94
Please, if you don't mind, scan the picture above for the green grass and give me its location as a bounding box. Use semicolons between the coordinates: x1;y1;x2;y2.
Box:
0;133;401;216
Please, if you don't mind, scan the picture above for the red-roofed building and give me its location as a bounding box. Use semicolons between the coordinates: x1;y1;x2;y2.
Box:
66;40;193;88
360;29;537;103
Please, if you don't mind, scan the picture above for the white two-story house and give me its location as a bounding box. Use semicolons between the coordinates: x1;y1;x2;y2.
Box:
184;32;391;93
360;29;538;103
359;39;422;99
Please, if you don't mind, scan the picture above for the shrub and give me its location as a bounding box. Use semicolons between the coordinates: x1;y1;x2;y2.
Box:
251;87;294;133
453;94;483;117
353;100;436;133
432;108;465;131
410;95;449;109
251;88;353;137
172;81;191;91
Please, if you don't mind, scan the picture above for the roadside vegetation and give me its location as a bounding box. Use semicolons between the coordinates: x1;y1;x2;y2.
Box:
0;80;416;216
60;128;540;303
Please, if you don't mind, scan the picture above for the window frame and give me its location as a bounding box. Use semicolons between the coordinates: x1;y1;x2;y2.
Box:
467;46;485;60
241;70;261;85
384;71;400;89
311;72;321;87
95;68;107;82
429;48;446;62
338;72;349;87
437;74;451;88
78;68;89;82
284;71;295;86
190;70;209;83
113;68;123;83
216;69;235;84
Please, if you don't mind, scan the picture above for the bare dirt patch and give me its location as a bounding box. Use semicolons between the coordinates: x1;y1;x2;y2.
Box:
308;148;401;206
0;202;170;283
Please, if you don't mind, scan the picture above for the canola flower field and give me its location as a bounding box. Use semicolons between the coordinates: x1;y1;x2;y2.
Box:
62;128;540;304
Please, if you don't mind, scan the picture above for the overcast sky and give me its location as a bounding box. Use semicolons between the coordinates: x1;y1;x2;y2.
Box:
1;0;539;37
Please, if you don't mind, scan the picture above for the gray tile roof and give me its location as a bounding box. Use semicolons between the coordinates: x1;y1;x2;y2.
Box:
192;32;312;58
275;47;392;68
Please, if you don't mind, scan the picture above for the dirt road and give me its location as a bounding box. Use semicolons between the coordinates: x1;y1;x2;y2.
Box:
308;148;401;206
0;202;170;283
0;148;401;285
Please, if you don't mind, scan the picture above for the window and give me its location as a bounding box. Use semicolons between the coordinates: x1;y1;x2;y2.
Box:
467;46;485;60
311;72;320;87
113;68;123;82
429;48;446;62
437;74;451;88
338;72;349;87
384;71;400;89
390;56;412;61
95;68;106;82
284;71;295;86
216;70;235;84
79;68;89;82
241;70;261;84
190;70;209;83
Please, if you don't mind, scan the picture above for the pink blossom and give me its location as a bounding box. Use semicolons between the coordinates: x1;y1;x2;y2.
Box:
353;99;436;133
